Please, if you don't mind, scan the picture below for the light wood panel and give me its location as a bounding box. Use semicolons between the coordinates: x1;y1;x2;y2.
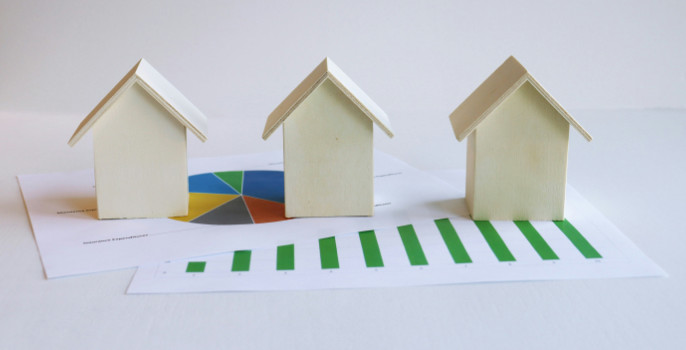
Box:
468;82;570;220
283;79;373;217
93;83;189;219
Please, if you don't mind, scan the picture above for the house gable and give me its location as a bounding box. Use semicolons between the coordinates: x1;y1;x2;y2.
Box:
262;57;393;140
68;58;208;146
93;82;189;219
283;78;373;217
449;56;591;142
469;81;570;220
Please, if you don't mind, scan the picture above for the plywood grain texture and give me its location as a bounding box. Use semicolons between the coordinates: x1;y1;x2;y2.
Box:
93;83;188;219
264;58;393;217
69;58;208;219
468;82;570;220
451;56;591;220
283;80;373;217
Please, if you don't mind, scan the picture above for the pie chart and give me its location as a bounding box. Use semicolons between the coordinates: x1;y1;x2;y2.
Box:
171;170;288;225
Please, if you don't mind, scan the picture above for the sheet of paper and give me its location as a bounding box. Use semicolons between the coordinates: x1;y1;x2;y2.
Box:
18;151;461;278
127;172;665;293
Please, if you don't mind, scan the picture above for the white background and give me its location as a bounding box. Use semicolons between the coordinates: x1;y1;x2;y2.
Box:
1;1;685;349
2;0;685;115
2;0;684;170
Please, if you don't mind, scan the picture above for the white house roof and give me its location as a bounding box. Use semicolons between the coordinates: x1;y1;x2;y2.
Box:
449;56;592;142
262;57;394;140
68;58;208;146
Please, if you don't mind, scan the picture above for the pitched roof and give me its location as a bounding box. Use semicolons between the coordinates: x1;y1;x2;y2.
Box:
449;56;591;142
262;57;394;140
68;58;208;146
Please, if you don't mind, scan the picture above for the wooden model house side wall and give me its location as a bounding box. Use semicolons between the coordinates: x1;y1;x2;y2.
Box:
465;132;477;216
470;82;570;221
93;83;189;219
283;79;373;217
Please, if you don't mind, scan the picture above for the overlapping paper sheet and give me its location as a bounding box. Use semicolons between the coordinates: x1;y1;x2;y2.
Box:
18;151;459;278
127;170;665;293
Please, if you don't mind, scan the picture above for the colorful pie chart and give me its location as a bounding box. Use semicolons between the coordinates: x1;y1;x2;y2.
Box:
171;170;288;225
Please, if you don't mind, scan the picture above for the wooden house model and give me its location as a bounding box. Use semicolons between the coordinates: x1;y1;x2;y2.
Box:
262;57;394;217
68;58;208;219
448;56;591;221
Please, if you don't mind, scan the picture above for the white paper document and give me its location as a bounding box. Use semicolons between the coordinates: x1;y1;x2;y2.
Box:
18;151;461;278
127;172;665;294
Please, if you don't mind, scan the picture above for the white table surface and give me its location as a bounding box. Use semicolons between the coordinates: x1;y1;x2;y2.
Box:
0;109;683;349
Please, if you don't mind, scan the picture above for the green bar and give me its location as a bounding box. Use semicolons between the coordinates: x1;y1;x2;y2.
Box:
319;237;340;269
514;221;559;260
434;219;472;263
397;225;428;266
474;221;516;262
358;230;384;268
554;220;602;259
186;261;206;273
231;250;252;272
276;244;295;270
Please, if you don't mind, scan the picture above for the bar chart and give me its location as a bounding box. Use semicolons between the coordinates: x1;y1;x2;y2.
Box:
129;210;664;293
183;219;596;273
